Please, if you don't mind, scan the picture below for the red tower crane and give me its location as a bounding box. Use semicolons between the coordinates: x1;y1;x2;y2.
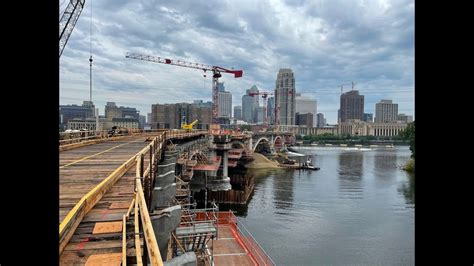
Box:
248;91;274;127
125;52;243;124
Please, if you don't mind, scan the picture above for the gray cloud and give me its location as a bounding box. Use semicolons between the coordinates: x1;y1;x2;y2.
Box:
60;0;414;123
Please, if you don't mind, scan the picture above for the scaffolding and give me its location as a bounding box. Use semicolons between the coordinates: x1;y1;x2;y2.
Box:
172;202;219;265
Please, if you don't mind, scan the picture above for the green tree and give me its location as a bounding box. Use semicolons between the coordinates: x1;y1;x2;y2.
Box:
400;121;415;158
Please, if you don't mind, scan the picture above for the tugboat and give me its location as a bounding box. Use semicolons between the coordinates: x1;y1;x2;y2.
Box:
302;156;320;170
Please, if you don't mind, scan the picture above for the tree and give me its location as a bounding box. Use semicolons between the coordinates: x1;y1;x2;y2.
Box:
400;121;415;158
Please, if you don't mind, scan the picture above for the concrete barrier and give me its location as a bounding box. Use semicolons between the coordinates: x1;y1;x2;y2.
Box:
151;205;182;261
152;183;177;209
155;170;176;187
157;163;176;175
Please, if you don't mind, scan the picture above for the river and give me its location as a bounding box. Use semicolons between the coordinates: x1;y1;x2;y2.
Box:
220;145;414;265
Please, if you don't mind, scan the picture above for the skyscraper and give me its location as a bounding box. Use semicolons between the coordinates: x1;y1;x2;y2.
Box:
275;68;296;125
255;107;265;123
375;100;398;123
363;113;373;123
218;91;232;118
242;85;259;123
340;90;364;122
233;106;242;120
217;82;225;92
296;94;317;126
316;113;326;128
267;97;275;124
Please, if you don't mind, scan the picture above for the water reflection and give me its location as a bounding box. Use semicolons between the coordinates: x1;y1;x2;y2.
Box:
338;152;364;178
273;170;295;212
373;151;398;186
338;152;364;199
399;172;415;205
221;168;283;217
374;151;397;170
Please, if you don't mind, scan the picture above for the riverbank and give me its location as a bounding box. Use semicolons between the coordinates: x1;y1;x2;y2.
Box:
403;159;415;172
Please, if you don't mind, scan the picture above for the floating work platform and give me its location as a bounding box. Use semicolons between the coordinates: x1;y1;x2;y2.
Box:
278;163;320;170
192;211;275;265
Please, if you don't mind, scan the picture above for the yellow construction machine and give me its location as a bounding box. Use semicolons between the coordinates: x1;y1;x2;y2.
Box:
181;119;199;131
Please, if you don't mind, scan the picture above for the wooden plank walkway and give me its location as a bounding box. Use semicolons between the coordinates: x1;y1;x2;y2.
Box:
60;135;152;223
59;160;148;265
58;130;208;264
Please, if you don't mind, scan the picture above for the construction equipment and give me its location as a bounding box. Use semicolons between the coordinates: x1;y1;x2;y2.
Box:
59;0;85;57
182;120;199;131
125;53;243;125
338;81;356;95
248;91;274;127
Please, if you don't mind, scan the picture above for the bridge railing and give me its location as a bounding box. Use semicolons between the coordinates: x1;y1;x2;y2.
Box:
59;129;210;263
126;132;166;265
165;129;209;140
59;132;166;260
59;129;208;149
59;129;169;146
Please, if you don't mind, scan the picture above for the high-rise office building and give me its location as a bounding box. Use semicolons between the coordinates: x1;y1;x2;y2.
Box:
363;113;373;123
217;82;225;92
296;112;313;128
147;113;152;124
267;97;275;124
275;68;296;125
242;85;259;123
59;101;96;130
296;94;317;126
375;99;398;123
340;90;364;122
151;103;211;130
234;106;242;120
218;91;232;118
316;113;326;128
105;102;139;121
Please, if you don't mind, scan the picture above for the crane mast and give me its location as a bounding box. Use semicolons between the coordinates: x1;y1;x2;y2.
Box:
59;0;85;57
125;52;243;124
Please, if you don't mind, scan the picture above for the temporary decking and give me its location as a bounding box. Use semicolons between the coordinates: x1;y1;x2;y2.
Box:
59;135;151;223
57;130;275;265
58;130;207;265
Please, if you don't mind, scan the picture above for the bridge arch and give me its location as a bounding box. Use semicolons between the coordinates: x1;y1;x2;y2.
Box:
253;137;272;153
273;136;284;151
230;141;245;149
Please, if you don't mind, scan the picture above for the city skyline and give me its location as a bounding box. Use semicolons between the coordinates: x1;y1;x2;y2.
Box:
60;0;414;124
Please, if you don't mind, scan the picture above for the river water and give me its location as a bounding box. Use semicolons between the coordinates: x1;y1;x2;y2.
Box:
221;146;414;265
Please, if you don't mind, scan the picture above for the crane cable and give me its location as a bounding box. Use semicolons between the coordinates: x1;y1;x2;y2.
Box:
89;0;93;103
89;0;92;56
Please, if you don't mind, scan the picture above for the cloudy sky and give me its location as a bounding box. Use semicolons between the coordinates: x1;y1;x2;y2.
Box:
60;0;414;124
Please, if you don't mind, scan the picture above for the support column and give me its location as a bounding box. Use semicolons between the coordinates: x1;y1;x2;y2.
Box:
223;150;228;178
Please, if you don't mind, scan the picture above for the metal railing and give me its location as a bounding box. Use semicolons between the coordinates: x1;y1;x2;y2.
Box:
59;128;168;146
220;211;276;266
59;128;208;152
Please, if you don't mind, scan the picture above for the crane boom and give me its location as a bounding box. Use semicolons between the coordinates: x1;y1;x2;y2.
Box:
59;0;85;57
125;52;243;124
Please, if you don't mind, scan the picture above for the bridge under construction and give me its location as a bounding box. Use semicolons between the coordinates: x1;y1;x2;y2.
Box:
59;128;279;265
